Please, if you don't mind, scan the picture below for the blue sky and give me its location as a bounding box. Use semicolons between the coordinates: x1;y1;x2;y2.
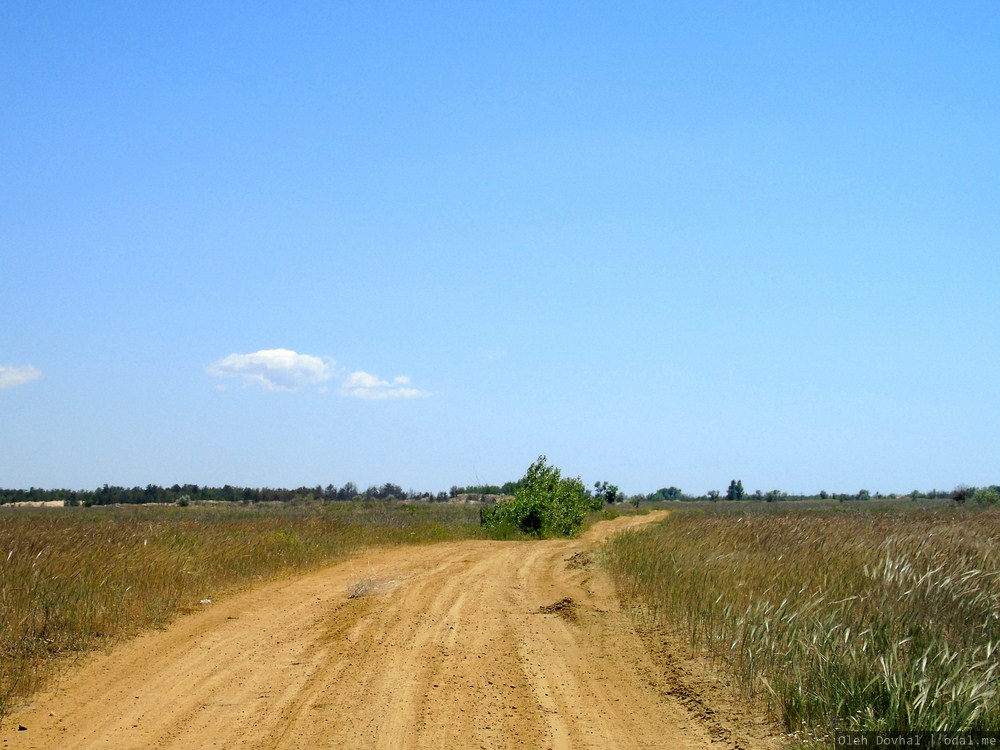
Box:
2;2;998;495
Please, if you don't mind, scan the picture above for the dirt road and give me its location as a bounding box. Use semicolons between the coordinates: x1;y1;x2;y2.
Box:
4;512;779;749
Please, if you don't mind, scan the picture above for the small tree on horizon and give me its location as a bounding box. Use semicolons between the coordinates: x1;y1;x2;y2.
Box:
951;486;974;505
593;481;621;505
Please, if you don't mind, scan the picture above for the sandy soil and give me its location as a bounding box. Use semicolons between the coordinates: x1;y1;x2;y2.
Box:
3;512;782;749
0;501;65;508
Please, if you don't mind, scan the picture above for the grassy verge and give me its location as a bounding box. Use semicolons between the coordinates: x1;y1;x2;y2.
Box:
604;502;1000;742
0;501;485;720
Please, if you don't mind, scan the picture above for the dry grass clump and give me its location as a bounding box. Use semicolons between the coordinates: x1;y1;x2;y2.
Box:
605;504;1000;738
0;501;483;720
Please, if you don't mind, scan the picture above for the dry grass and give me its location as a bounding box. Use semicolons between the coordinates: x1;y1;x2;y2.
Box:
605;503;1000;740
0;501;484;720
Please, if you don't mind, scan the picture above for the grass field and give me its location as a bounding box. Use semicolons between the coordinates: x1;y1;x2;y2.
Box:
605;502;1000;741
10;496;993;742
0;501;486;721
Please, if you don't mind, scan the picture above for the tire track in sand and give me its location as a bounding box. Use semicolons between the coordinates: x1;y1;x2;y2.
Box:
3;512;781;749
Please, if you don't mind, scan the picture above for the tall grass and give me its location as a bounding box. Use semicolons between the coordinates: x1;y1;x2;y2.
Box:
605;504;1000;738
0;501;484;720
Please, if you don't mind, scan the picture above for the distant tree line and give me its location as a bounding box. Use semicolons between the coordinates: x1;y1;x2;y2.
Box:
611;482;1000;506
0;482;447;507
949;485;1000;506
3;480;997;508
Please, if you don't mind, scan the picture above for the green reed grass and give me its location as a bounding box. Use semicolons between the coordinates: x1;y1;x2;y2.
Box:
604;504;1000;739
0;501;484;720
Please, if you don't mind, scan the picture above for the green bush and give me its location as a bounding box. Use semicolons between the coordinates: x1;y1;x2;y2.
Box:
480;456;593;537
973;487;1000;506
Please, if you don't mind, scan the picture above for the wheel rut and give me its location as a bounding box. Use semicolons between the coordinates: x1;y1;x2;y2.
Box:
3;512;782;749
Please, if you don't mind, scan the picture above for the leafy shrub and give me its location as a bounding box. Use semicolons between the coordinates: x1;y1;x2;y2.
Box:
480;456;593;537
973;487;1000;506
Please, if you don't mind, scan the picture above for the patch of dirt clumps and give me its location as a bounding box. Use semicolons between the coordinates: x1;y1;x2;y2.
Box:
565;551;594;569
536;597;579;622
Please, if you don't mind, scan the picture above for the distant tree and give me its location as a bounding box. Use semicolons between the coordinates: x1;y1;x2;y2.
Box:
976;486;1000;506
951;486;974;505
707;490;720;501
856;489;871;501
644;486;685;502
725;480;745;501
819;490;829;500
144;484;165;503
379;483;404;500
593;481;621;505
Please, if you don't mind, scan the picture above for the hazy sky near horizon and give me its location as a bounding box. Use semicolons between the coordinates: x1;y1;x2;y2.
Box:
3;2;998;495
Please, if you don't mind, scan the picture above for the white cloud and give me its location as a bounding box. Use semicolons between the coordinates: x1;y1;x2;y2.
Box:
207;349;430;399
206;349;335;391
339;371;431;400
0;365;41;390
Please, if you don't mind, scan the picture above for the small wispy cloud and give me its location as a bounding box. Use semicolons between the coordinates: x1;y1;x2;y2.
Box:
206;349;335;392
481;347;506;362
0;364;41;390
206;349;430;399
339;371;430;400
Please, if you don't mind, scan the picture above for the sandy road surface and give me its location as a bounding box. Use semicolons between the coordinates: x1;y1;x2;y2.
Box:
4;512;780;749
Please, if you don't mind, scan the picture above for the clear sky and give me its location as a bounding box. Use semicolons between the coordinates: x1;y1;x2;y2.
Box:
2;2;998;496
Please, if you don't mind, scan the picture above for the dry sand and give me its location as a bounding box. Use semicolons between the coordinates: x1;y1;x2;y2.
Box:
3;512;782;749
